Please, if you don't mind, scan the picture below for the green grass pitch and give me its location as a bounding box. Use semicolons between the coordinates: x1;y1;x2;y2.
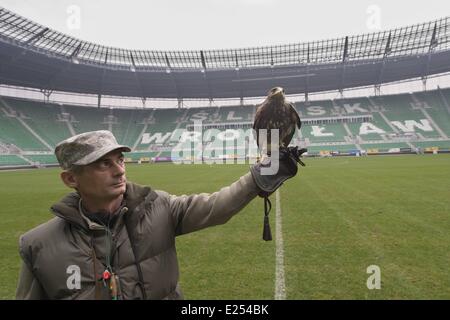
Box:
1;154;449;299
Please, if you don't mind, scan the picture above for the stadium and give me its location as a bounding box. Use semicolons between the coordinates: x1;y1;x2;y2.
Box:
1;3;450;300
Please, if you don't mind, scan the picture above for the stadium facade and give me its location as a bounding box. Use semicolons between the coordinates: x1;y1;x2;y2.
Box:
0;7;450;168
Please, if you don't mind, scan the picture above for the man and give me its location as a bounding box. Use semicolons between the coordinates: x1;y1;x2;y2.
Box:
16;130;300;299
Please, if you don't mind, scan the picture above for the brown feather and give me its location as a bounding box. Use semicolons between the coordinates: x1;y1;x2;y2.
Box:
253;87;302;153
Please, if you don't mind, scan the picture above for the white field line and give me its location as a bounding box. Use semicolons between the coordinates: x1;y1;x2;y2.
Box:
275;189;286;300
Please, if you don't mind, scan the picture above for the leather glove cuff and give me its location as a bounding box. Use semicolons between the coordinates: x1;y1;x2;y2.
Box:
250;147;306;197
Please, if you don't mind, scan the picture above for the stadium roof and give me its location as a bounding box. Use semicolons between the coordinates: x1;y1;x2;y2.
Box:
1;7;450;100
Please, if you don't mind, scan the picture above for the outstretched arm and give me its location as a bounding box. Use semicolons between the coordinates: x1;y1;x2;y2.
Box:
169;172;259;235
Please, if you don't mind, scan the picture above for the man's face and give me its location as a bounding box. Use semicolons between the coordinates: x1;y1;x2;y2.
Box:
73;150;127;202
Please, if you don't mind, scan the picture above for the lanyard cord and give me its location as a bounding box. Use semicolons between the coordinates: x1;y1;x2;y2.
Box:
80;199;146;299
124;213;148;300
80;199;122;300
105;226;112;271
91;236;101;300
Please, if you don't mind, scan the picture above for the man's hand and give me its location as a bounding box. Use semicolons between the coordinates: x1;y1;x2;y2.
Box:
250;146;307;197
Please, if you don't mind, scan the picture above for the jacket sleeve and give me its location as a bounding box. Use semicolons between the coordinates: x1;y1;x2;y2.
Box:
16;261;47;300
169;172;259;235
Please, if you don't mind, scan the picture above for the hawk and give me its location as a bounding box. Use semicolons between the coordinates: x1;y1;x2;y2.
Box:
253;87;301;155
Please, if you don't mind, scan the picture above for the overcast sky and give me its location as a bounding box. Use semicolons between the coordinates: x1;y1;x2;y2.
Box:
0;0;449;50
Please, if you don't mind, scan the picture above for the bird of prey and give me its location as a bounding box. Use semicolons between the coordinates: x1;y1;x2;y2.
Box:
253;87;301;155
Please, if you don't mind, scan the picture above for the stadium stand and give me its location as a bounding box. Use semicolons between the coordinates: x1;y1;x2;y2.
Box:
110;109;151;148
0;98;49;151
2;97;72;147
1;88;450;167
65;105;110;135
0;154;29;166
24;154;58;165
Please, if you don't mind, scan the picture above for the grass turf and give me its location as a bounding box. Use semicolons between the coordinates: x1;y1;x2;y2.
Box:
0;154;449;299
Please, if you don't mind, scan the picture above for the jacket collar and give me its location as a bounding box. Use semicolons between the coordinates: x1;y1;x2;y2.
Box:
50;182;157;230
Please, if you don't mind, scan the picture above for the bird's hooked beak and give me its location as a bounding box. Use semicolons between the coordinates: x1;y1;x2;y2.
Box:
269;87;285;99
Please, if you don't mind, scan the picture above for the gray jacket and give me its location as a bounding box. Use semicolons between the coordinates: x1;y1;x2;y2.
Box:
16;173;259;299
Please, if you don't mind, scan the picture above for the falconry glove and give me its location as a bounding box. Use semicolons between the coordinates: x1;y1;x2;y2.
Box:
251;146;307;197
250;146;307;241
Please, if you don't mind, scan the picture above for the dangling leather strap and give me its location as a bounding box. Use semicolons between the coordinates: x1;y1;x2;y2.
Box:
263;196;273;241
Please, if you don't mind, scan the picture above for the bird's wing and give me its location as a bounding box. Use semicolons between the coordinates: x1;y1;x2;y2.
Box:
253;104;265;147
287;102;301;129
253;104;264;129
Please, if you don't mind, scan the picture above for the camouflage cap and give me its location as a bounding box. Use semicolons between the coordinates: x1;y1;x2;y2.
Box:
55;130;131;170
